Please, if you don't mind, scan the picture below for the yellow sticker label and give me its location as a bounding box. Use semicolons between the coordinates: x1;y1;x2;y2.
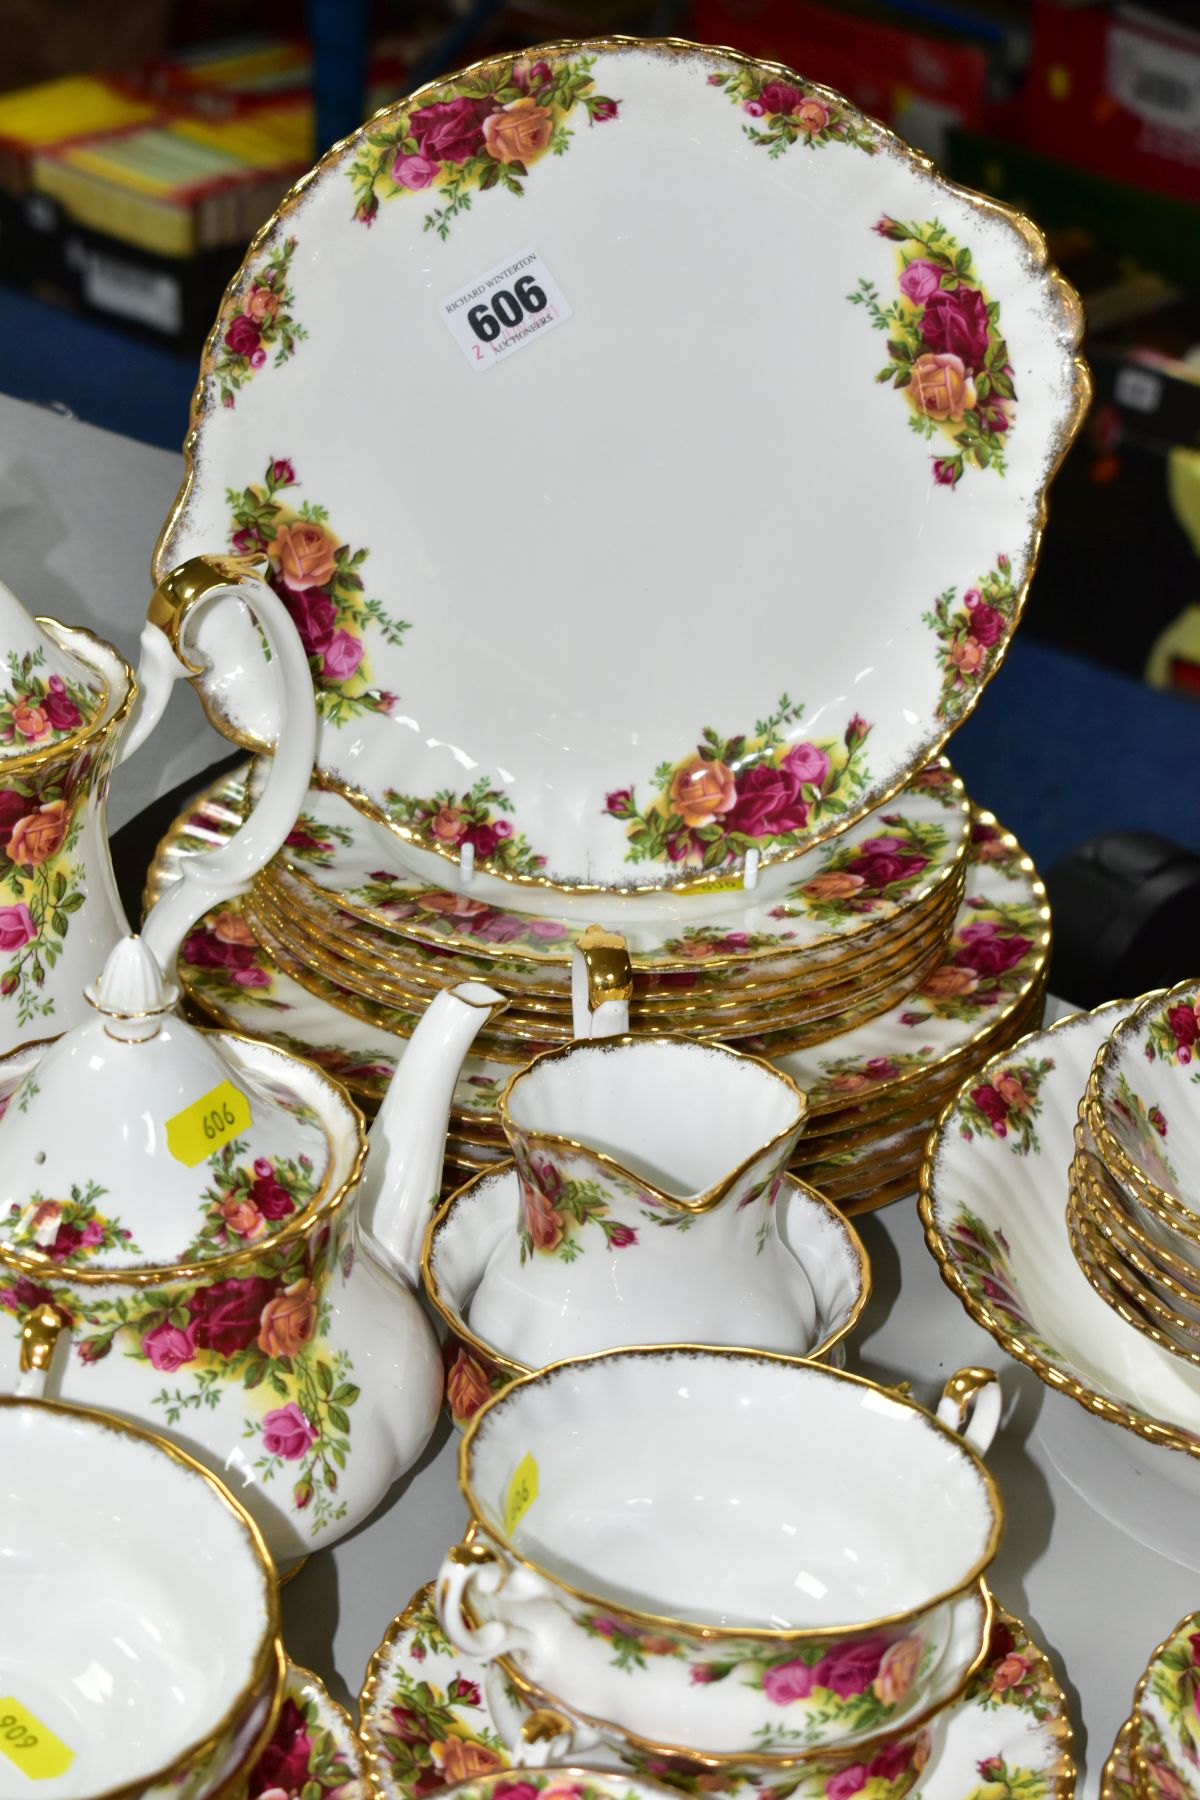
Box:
165;1079;252;1168
504;1452;539;1534
0;1700;74;1780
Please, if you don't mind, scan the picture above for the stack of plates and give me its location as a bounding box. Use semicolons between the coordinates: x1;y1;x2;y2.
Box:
145;33;1082;1213
148;760;1048;1212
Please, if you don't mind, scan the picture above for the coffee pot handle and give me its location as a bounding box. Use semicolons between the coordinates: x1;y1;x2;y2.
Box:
936;1366;1001;1455
130;557;316;968
572;925;633;1039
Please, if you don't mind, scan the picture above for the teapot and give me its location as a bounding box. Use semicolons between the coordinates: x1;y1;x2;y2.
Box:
0;892;508;1568
0;555;313;1054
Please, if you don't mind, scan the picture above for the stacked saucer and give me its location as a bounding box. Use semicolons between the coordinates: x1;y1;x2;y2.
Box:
149;763;1047;1211
1065;981;1200;1368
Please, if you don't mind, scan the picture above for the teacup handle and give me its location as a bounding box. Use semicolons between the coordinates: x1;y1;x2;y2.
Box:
436;1543;542;1662
936;1367;1001;1455
15;1303;66;1398
571;925;633;1039
482;1666;602;1767
129;557;317;964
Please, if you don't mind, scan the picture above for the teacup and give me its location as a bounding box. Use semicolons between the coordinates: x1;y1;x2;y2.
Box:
422;1163;870;1426
0;1393;283;1800
436;1348;1001;1760
466;1039;811;1366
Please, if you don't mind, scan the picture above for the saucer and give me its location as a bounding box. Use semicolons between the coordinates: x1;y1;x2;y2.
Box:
358;1584;1073;1800
245;1659;367;1800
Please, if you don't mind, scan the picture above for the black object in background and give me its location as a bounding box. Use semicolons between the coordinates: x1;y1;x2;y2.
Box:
109;751;245;928
1045;833;1200;1009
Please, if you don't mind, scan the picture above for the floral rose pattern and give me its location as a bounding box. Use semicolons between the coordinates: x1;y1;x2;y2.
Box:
0;745;91;1028
923;555;1019;722
1104;1073;1179;1195
706;65;876;157
227;457;409;725
513;1149;643;1264
1144;993;1200;1073
213;237;307;409
849;217;1016;490
341;872;571;955
372;1590;509;1795
2;1181;139;1265
770;811;949;926
385;778;545;879
180;905;285;1008
0;648;98;750
247;1681;360;1800
1137;1615;1200;1793
0;1206;357;1537
181;1139;321;1260
283;813;355;870
443;1339;510;1425
605;698;872;873
897;893;1042;1029
957;1057;1054;1157
348;52;619;241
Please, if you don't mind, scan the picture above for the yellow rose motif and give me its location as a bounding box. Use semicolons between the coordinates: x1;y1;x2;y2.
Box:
9;800;69;867
910;352;977;422
668;756;737;828
874;1635;922;1705
482;97;555;164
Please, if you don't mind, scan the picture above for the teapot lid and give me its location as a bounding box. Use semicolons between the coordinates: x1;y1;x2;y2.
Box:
0;578;108;759
0;938;334;1273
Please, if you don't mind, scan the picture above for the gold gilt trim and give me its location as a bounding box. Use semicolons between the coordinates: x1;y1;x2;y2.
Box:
1074;1128;1200;1292
357;1583;444;1800
456;1343;1002;1640
497;1035;807;1216
0;1392;284;1800
420;1158;871;1382
1131;1610;1199;1798
1101;1717;1139;1800
1067;1200;1200;1368
0;1031;367;1286
148;552;270;675
151;33;1087;899
491;1584;994;1770
918;1001;1200;1463
1084;984;1199;1226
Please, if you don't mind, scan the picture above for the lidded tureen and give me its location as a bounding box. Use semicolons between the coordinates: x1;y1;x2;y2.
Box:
0;870;509;1566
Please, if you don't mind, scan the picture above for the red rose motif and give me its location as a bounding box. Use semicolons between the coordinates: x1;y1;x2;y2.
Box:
758;80;804;115
811;1633;888;1698
282;590;338;659
251;1159;297;1221
932;457;961;488
465;823;499;858
954;925;1032;977
726;761;810;839
408;95;494;165
188;1275;277;1355
43;677;82;732
248;1698;312;1798
1168;1005;1199;1048
967;603;1005;648
868;1740;915;1782
224;315;262;357
919;286;991;371
845;849;927;889
825;1767;868;1800
971;1084;1009;1130
0;790;33;849
181;928;262;980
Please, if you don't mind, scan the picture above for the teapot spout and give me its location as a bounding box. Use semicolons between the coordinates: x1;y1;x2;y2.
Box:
359;981;506;1283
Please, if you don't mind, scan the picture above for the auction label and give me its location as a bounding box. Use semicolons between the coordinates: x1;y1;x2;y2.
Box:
504;1452;539;1533
440;250;570;370
165;1079;253;1167
0;1700;74;1781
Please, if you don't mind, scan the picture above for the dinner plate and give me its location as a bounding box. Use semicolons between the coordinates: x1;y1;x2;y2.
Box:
157;36;1087;899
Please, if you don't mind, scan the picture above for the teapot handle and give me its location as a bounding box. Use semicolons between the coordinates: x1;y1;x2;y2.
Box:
936;1366;1001;1455
131;557;317;968
571;925;632;1039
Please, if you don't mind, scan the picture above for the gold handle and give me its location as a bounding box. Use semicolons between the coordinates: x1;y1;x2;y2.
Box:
576;923;633;1011
148;553;270;673
19;1303;64;1376
520;1710;573;1746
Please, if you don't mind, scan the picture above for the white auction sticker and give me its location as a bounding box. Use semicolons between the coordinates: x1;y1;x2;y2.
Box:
440;249;570;370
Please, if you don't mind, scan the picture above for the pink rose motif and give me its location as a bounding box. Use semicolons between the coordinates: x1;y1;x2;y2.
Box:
493;1785;540;1800
900;258;943;303
865;1057;899;1079
868;1740;915;1782
762;1659;816;1704
784;742;831;787
825;1766;867;1800
224;314;261;357
954;926;1032;977
249;348;266;368
322;630;364;681
232;526;264;555
743;100;764;117
232;966;271;989
80;1220;104;1247
811;1634;888;1697
43;676;82;732
932;457;961;488
0;904;36;952
607;1222;637;1247
392;150;442;190
919;285;991;370
262;1403;318;1460
529;918;566;940
408;95;493;165
271;459;295;485
142;1320;197;1372
758;80;804;115
590;98;619;122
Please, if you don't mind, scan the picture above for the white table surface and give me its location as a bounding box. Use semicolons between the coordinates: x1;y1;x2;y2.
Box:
2;392;1189;1798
